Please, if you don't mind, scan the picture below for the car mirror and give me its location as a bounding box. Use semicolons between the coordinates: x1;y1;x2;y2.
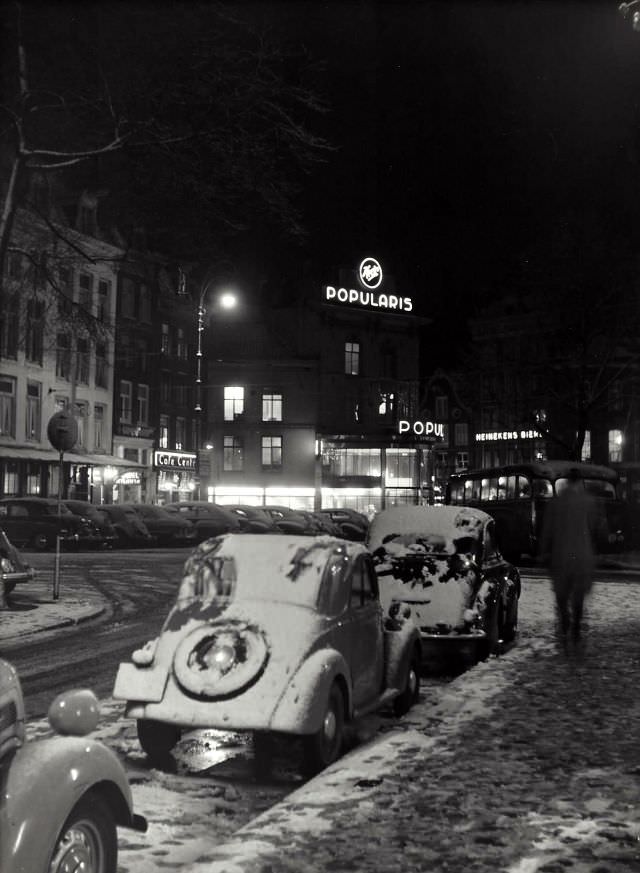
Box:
48;688;100;736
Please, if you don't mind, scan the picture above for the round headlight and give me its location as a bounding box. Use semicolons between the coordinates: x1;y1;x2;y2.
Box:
0;557;14;573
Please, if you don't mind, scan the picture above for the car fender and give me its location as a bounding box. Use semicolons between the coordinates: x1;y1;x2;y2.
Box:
269;648;352;735
384;619;422;689
0;735;142;872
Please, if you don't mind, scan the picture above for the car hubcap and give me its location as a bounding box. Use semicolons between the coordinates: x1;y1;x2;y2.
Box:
408;667;418;697
49;821;102;873
323;708;337;744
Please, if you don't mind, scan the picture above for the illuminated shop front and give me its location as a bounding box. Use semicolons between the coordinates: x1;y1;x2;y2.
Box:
210;485;316;510
154;450;198;504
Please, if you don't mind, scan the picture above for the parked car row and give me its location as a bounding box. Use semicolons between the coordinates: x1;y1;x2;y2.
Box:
0;497;371;551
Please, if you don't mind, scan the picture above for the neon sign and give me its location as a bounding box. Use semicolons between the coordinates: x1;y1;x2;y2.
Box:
359;257;383;289
154;450;197;470
475;430;540;442
398;420;444;438
323;256;413;313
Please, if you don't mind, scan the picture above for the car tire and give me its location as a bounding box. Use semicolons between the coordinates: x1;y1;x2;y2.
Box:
137;718;181;763
32;532;52;551
503;596;518;643
253;730;274;779
302;682;344;776
48;792;117;873
483;600;503;658
393;652;420;717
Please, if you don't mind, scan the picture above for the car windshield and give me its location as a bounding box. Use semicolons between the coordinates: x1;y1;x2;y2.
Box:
177;536;337;609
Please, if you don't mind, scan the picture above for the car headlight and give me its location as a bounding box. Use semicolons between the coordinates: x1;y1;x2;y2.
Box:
0;557;14;574
173;621;268;699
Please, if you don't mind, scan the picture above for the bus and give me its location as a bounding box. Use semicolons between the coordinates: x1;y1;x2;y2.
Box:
445;461;626;562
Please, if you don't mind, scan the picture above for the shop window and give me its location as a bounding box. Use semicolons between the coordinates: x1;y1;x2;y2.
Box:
0;376;16;437
26;299;44;364
75;337;90;384
609;429;623;464
385;449;414;487
345;341;360;376
0;294;19;359
159;415;169;449
137;384;149;424
25;381;41;442
262;392;282;422
328;448;381;477
25;462;41;495
262;435;282;468
119;380;132;424
224;435;244;471
175;417;186;450
94;404;105;451
56;334;71;379
224;386;244;421
3;460;18;495
454;422;468;446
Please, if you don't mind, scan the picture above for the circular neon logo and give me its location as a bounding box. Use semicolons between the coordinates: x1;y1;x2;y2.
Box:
359;257;383;290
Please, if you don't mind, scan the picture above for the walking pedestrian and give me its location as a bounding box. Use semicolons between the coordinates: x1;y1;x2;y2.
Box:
539;467;597;653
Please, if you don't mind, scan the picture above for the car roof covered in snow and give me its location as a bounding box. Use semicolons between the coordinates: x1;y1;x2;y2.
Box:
366;505;491;554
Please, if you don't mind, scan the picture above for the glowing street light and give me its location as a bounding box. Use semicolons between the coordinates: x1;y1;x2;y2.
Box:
195;285;238;415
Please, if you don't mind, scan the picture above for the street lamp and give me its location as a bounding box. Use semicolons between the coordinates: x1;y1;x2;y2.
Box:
195;284;237;415
619;1;640;30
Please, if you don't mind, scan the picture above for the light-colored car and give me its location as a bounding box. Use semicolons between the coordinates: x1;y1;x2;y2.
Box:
367;505;521;663
0;658;146;873
114;534;422;776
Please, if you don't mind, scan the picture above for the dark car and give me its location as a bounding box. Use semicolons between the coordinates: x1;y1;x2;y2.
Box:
0;528;34;596
64;500;118;549
122;503;197;547
163;501;241;542
367;505;521;665
317;508;369;541
263;505;319;535
99;504;155;549
224;504;280;533
0;497;98;551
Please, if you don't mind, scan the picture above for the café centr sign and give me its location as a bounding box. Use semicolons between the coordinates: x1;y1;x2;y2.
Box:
154;450;197;470
324;257;413;313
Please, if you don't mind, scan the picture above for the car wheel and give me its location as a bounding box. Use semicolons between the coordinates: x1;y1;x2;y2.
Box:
302;683;344;776
3;581;16;595
253;730;274;779
483;600;503;657
393;652;420;717
503;596;518;643
137;718;181;763
49;792;117;873
32;532;52;551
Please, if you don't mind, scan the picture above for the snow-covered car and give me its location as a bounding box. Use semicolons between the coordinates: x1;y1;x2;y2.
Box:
113;534;422;776
0;526;35;596
0;658;146;873
367;505;521;663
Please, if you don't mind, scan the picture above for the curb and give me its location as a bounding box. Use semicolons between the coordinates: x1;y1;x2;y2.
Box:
0;601;108;645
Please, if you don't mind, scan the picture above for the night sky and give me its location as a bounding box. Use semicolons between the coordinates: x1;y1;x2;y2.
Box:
256;0;640;337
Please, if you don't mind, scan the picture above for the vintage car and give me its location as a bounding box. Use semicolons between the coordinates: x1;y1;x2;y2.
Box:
0;497;101;551
0;658;146;873
0;526;35;596
163;501;242;542
366;505;521;663
99;504;155;548
114;534;422;776
122;503;198;547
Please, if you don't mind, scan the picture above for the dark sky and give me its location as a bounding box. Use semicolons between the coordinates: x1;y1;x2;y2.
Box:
255;0;640;328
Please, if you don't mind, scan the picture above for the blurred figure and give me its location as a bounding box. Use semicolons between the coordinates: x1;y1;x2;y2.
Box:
540;467;596;652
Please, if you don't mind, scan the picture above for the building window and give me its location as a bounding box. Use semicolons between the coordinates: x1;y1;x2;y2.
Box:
159;414;169;449
608;381;623;413
385;449;415;487
160;378;171;402
3;460;18;495
94;404;105;451
25;462;41;495
325;447;381;477
123;448;139;462
95;342;107;388
25;381;41;441
137;384;149;424
121;278;136;319
56;333;71;379
74;402;87;448
25;299;44;364
0;377;15;437
174;383;188;406
139;284;151;323
176;327;187;359
608;429;623;464
224;386;245;421
78;273;93;313
58;266;73;315
120;332;133;368
345;341;360;376
75;337;90;384
97;279;110;323
175;416;186;450
262;392;283;421
223;435;244;471
0;294;18;359
581;430;591;463
378;393;395;416
137;338;148;373
262;435;282;468
454;422;468;446
455;451;469;472
435;396;448;419
119;380;132;424
161;323;170;354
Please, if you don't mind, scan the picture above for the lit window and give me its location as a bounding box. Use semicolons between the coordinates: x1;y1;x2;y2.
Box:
345;341;360;376
224;435;244;471
608;429;623;464
581;431;591;463
262;435;282;468
224;386;244;421
159;414;169;449
379;393;395;416
262;392;282;421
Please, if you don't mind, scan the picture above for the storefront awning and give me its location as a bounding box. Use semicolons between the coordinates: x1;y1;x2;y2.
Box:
0;446;147;468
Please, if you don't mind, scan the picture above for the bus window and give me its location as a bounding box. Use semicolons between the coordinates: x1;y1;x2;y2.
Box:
584;479;615;499
467;478;481;501
505;475;517;499
481;477;498;501
532;478;553;499
497;476;507;500
517;476;531;499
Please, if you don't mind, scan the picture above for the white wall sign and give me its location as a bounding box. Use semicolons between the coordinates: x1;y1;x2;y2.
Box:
399;420;444;438
475;430;541;442
153;450;198;470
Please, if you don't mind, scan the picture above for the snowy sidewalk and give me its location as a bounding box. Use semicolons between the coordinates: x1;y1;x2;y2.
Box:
182;577;640;873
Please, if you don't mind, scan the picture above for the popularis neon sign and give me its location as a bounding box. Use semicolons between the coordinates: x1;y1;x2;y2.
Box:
324;257;413;313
